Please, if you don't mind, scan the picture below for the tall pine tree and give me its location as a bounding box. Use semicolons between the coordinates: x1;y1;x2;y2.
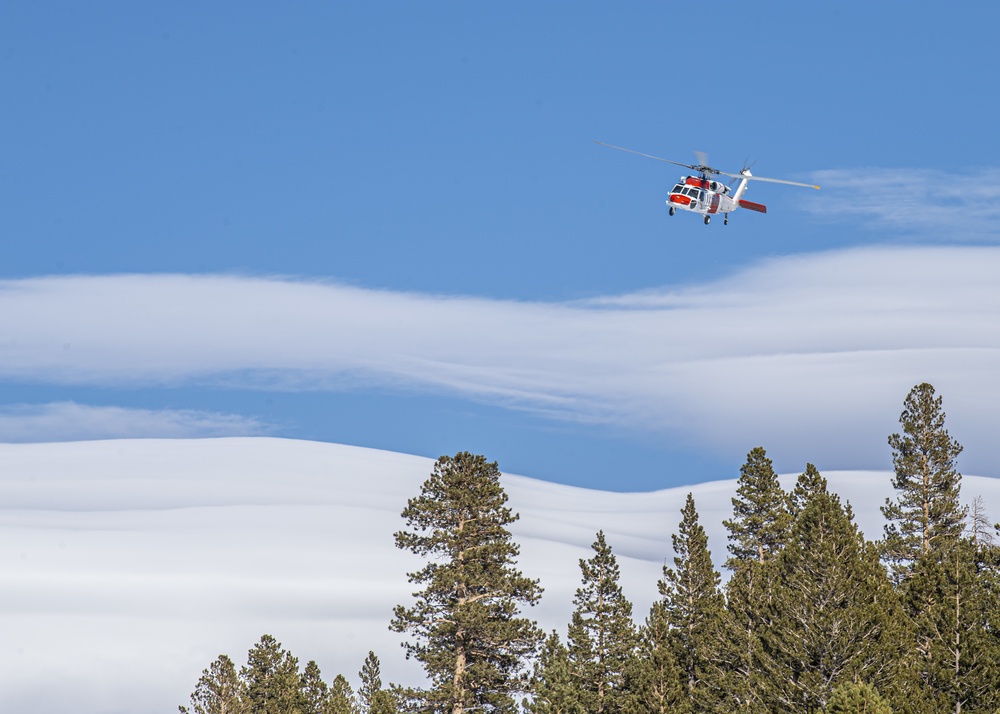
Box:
659;493;725;713
759;473;899;713
724;447;791;568
566;531;637;714
881;383;966;582
715;447;792;713
391;452;543;714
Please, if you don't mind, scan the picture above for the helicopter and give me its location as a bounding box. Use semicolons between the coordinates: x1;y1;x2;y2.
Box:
595;141;819;225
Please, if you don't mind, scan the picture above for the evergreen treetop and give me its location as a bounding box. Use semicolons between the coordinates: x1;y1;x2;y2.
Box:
659;493;724;712
391;452;543;714
328;675;358;714
724;446;792;569
179;653;243;714
567;531;637;714
760;477;899;712
357;652;396;714
882;383;966;581
790;463;827;518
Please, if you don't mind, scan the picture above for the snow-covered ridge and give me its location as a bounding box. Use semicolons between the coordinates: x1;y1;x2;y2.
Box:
3;437;998;714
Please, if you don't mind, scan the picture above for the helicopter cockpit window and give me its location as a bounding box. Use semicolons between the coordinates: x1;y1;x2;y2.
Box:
671;183;685;193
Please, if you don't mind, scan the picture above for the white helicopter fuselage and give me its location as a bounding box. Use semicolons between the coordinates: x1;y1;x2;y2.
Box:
665;171;765;223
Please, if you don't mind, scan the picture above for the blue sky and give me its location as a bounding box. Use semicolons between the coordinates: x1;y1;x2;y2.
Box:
3;2;1000;490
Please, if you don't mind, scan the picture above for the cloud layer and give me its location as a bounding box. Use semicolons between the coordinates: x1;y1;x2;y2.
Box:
2;244;998;471
0;402;270;442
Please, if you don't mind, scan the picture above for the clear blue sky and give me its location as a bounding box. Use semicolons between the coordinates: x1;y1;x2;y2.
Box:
3;2;1000;490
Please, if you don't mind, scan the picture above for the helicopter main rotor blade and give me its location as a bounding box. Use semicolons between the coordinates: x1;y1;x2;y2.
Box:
593;141;697;171
716;169;820;189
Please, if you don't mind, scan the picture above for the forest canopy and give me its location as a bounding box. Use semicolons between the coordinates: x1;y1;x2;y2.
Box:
181;383;1000;714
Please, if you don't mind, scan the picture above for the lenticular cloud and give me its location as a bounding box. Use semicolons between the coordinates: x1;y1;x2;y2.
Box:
1;244;999;471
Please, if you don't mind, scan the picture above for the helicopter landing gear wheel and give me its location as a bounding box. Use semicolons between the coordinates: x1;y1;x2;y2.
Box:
669;206;675;216
724;214;729;225
704;215;711;225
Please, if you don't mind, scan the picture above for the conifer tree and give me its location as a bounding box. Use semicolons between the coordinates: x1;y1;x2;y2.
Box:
659;493;725;712
525;631;581;714
724;446;791;568
391;452;543;714
631;600;683;714
713;571;766;713
301;661;330;714
358;652;396;714
241;635;304;714
566;531;637;714
824;682;893;714
328;675;358;714
790;463;826;518
903;537;1000;714
179;653;244;714
715;447;792;713
759;475;898;713
882;383;966;582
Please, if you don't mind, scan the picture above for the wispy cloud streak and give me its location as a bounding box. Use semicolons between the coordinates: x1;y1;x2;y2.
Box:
1;245;998;468
0;403;270;442
802;167;1000;238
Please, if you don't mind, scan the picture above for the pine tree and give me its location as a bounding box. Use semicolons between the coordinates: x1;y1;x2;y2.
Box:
179;654;244;714
525;631;582;714
903;537;1000;714
660;493;725;712
723;446;791;568
759;475;899;713
631;600;683;714
715;447;792;713
241;634;304;714
328;675;358;714
824;682;893;714
714;567;768;713
882;383;966;582
790;463;827;518
391;452;543;714
358;652;396;714
301;661;329;714
566;531;637;714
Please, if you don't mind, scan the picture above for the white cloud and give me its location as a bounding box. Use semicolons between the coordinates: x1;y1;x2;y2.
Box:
0;402;270;442
1;244;999;470
801;167;1000;238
